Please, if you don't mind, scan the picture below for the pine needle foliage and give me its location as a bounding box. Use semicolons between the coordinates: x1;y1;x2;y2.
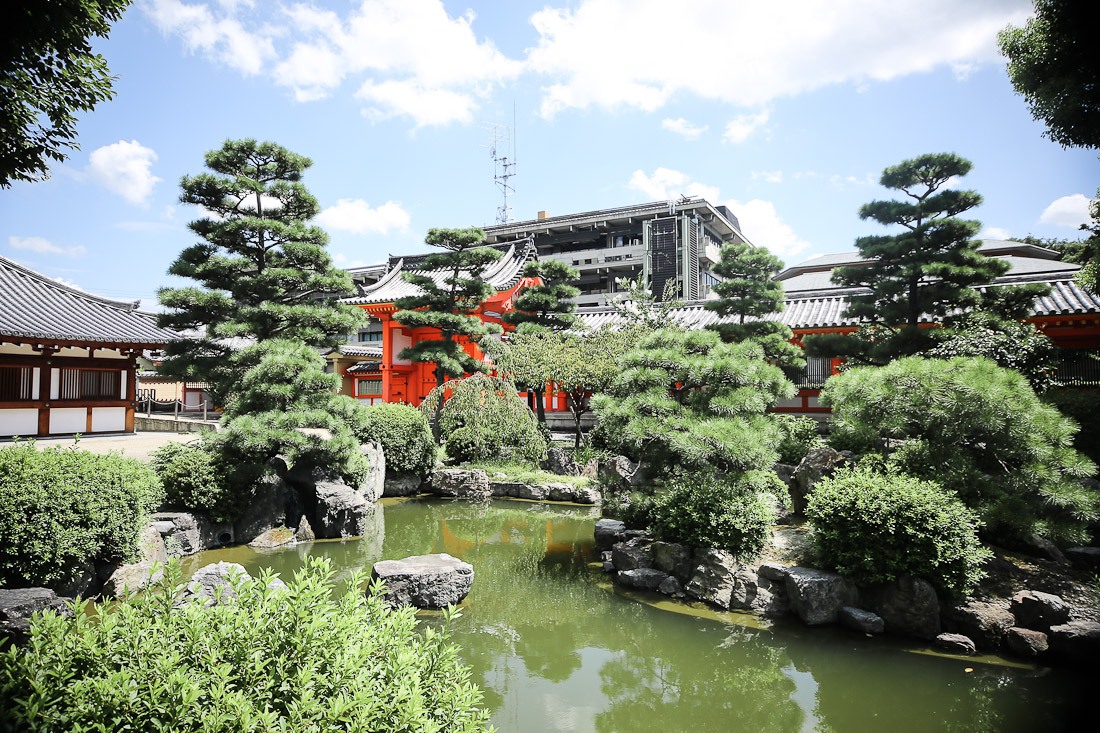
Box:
501;260;581;333
823;356;1099;546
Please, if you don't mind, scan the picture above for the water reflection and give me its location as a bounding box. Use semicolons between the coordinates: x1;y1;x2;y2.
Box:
186;498;1093;733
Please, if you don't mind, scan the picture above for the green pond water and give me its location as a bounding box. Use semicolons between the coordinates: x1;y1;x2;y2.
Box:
185;498;1092;732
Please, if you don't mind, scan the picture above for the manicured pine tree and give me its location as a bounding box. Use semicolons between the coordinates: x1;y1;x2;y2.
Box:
501;259;581;423
393;227;504;442
704;242;803;369
804;152;1007;365
158;139;363;405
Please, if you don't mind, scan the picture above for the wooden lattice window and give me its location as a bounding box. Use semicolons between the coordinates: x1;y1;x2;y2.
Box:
0;366;33;401
58;368;121;400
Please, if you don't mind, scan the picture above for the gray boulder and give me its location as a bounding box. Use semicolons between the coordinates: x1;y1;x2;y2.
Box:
358;441;386;502
249;526;298;549
611;537;655;571
658;575;684;597
428;469;492;500
547;483;601;505
0;588;74;648
1065;546;1100;571
233;469;294;545
540;447;580;476
313;477;374;539
618;568;669;591
156;512;235;557
1010;590;1071;632
862;576;940;640
651;541;694;582
491;481;547;500
935;633;977;655
103;525;168;597
791;447;852;515
371;553;474;609
839;606;884;634
730;566;789;617
294;514;316;543
183;562;251;606
685;548;740;609
594;519;627;551
784;567;859;626
1047;620;1100;663
941;599;1014;650
758;562;790;582
597;456;650;490
1006;627;1049;657
383;473;423;497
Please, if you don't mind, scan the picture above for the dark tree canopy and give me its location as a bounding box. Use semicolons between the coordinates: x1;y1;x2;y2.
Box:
1;0;131;186
804;153;1007;365
704;242;803;369
999;0;1100;150
157;139;362;404
501;259;581;333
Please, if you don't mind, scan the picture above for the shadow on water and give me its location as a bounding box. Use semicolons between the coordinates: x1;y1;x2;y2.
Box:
187;498;1094;733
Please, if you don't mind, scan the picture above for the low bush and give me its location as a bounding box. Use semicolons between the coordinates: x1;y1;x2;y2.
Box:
351;402;436;476
150;441;240;522
0;558;492;732
647;472;781;558
428;374;547;465
1044;387;1100;467
806;465;991;597
0;444;163;591
773;414;824;466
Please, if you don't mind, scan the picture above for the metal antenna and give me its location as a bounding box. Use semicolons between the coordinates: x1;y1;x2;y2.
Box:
480;120;515;224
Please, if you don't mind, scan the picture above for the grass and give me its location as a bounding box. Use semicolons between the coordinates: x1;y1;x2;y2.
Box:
467;459;593;488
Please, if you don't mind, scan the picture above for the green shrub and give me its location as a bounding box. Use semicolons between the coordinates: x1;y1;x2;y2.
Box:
0;444;163;591
773;414;824;466
349;402;436;476
427;374;547;465
806;465;991;597
823;356;1098;546
0;558;492;732
1044;387;1100;466
648;472;780;557
150;441;240;522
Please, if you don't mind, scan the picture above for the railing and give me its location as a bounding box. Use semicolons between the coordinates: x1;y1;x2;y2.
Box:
137;396;216;422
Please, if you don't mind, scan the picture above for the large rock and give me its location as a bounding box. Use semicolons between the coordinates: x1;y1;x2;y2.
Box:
0;588;74;648
233;469;294;545
490;481;549;501
427;469;492;500
862;576;940;640
547;483;601;505
730;566;790;617
685;548;740;609
594;519;627;552
102;525;168;597
784;567;859;626
1047;620;1100;664
1006;627;1049;657
1010;590;1071;632
935;633;977;656
942;600;1014;651
611;537;655;571
651;541;694;582
371;553;474;609
791;447;852;515
313;478;374;539
182;562;251;606
540;447;580;476
839;606;884;634
383;472;423;497
1065;546;1100;571
249;526;298;549
618;568;669;591
155;512;235;557
597;456;650;490
358;441;386;502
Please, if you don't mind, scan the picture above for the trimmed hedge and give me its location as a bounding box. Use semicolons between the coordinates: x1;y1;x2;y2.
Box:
0;559;492;732
773;414;824;466
0;444;163;591
150;441;240;523
352;402;437;476
427;374;546;465
806;465;991;597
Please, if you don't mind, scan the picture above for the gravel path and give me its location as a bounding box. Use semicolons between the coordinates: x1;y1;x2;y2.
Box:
12;431;205;462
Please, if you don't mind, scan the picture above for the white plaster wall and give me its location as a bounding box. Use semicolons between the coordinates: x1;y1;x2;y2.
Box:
775;397;803;409
91;407;126;432
120;371;127;398
49;368;59;400
0;409;39;437
49;408;86;434
31;367;40;399
0;343;38;355
91;348;126;360
56;347;91;358
392;331;412;365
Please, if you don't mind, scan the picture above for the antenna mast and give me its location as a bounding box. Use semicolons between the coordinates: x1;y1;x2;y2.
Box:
481;120;516;224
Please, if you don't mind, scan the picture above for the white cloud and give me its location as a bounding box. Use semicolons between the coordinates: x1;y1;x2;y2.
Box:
980;226;1011;240
627;167;718;203
356;80;480;127
661;118;708;141
752;170;784;184
87;140;161;205
1040;193;1094;228
722;199;811;263
316;199;411;235
8;235;86;258
526;0;1032;116
626;167;809;262
144;0;276;75
724;110;769;144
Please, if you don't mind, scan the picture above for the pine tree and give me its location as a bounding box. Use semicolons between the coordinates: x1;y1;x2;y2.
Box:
157;139;363;405
393;227;504;441
804;152;1007;365
705;242;803;369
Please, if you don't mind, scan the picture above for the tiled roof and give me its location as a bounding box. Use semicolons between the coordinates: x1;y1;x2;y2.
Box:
346;361;382;374
575;277;1100;333
0;255;181;346
333;343;383;358
341;241;537;306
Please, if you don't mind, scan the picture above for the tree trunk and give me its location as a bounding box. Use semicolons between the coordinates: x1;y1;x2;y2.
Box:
535;383;547;425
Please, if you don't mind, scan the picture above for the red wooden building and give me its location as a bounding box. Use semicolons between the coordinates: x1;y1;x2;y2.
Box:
0;255;180;438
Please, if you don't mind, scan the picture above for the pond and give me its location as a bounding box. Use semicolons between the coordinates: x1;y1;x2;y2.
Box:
185;498;1091;733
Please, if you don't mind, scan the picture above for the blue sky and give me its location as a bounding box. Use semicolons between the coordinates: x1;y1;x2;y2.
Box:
1;0;1097;309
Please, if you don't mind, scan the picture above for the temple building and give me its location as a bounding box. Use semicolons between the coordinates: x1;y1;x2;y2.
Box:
0;255;180;438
